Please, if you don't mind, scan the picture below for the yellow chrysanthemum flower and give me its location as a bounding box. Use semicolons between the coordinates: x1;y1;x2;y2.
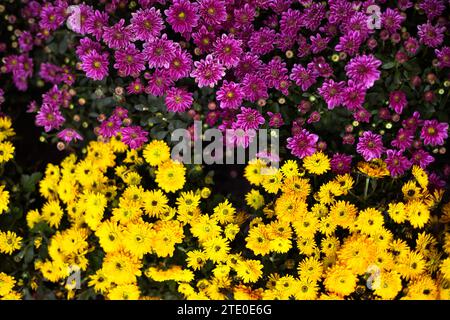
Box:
0;141;14;163
155;160;186;193
143;140;171;166
303;152;330;175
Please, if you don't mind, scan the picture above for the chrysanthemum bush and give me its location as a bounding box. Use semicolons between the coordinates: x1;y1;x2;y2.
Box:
0;132;450;300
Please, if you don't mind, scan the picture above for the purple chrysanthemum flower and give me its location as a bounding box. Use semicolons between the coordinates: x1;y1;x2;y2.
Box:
80;50;109;81
39;3;66;31
66;4;93;35
356;131;385;161
226;125;256;149
343;12;372;40
330;153;353;174
233;3;256;27
389;90;407;114
113;44;146;77
435;47;450;68
421;120;449;146
99;116;122;138
267;112;284;128
345;54;382;89
57;128;83;144
39;63;63;84
121;126;149;149
353;107;371;123
297;36;312;58
191;54;225;88
127;78;145;94
397;0;413;11
318;79;345;109
76;37;102;58
429;172;446;190
112;107;129;120
85;9;109;41
385;149;411;177
235;107;265;130
192;26;216;53
335;31;363;56
248;27;277;56
417;23;446;48
269;0;293;14
264;58;288;89
143;34;177;69
166;47;193;80
2;55;20;74
213;34;243;68
381;8;405;34
102;19;133;49
309;57;333;78
198;0;227;25
216;81;244;110
290;64;318;91
310;33;330;54
35;104;65;132
234;53;262;80
165;0;199;34
402;111;422;130
342;81;366;111
411;149;435;168
300;2;326;31
18;31;33;52
280;9;302;36
391;128;414;151
42;85;63;107
275;32;297;52
145;69;174;96
404;37;420;55
242;73;269;102
419;0;445;21
328;0;353;24
165;87;193;112
130;8;164;42
286;129;319;159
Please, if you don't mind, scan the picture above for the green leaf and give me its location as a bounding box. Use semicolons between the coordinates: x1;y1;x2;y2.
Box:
382;62;395;70
20;172;43;193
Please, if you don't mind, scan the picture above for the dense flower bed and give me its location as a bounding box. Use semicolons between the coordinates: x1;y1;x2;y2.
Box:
0;0;449;300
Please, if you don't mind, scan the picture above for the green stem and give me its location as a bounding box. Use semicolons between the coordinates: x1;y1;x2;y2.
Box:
364;177;370;201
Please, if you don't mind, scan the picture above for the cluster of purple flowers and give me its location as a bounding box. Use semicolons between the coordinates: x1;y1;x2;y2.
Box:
0;0;448;180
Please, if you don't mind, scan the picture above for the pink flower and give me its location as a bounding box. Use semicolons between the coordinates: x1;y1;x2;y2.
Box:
191;54;225;88
113;44;146;77
80;51;109;81
216;81;244;110
421;120;448;146
165;87;193;112
286;129;319;159
356;131;385;161
345;54;381;89
57;128;83;144
121;126;149;149
389;91;407;114
213;34;243;68
130;8;164;42
165;0;199;34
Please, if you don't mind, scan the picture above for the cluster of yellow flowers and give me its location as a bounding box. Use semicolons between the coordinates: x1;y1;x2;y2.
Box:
0;117;22;299
2;131;450;300
243;155;450;299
